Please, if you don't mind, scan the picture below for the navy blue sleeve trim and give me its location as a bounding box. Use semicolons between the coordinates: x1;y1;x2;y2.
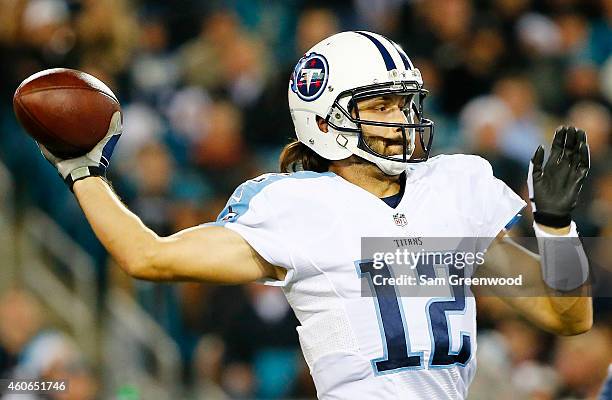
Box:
504;213;522;231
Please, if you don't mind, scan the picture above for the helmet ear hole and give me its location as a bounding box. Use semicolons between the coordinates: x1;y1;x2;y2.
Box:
316;116;329;133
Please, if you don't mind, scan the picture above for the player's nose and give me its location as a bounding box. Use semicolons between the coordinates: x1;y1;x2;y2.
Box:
377;108;407;137
389;114;409;139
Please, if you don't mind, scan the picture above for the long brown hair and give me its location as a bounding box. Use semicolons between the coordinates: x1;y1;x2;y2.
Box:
279;140;331;173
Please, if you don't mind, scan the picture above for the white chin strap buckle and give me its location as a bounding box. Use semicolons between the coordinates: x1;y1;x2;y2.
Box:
375;159;407;176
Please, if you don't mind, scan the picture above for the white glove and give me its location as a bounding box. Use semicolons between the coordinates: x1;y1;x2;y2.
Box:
40;111;122;191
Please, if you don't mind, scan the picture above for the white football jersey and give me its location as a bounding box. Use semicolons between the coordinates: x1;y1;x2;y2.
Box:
211;154;526;400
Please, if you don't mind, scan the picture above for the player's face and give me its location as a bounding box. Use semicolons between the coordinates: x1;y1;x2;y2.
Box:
354;94;413;157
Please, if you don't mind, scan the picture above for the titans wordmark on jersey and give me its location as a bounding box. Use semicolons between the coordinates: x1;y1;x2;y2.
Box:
209;154;526;400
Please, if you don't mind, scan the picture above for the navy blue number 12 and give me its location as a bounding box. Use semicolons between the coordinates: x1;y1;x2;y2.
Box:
358;260;471;374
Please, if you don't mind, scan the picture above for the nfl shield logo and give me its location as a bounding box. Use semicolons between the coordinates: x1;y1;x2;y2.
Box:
393;213;408;227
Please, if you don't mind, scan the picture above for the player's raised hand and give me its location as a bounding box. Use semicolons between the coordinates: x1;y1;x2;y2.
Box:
13;68;123;192
40;111;122;191
528;126;590;228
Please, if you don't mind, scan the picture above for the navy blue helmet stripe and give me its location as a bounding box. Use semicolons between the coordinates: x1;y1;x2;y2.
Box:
391;42;413;70
379;33;413;70
354;31;397;71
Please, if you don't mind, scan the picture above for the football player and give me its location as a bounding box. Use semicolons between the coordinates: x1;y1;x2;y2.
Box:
39;31;591;399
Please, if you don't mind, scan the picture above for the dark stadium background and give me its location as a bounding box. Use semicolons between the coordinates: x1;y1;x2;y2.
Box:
0;0;610;399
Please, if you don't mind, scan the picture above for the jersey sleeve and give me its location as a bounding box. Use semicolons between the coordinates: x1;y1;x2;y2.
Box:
470;157;527;241
208;175;296;287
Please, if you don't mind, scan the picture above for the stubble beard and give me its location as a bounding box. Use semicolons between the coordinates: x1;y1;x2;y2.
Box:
363;135;408;157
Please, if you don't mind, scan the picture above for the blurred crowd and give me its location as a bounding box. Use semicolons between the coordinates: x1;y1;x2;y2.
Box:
0;0;611;398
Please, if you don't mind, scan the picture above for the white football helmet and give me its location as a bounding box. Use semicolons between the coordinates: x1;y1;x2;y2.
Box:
288;31;434;175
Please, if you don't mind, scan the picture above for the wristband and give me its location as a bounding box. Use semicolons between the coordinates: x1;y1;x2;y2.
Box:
64;166;105;192
533;221;589;291
533;211;572;228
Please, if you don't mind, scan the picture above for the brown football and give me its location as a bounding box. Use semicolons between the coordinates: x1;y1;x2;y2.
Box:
13;68;121;158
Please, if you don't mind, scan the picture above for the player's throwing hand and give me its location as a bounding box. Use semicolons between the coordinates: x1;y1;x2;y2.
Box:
39;111;122;192
528;126;590;228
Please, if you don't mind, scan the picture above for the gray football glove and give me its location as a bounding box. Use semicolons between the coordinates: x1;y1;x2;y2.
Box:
39;111;122;191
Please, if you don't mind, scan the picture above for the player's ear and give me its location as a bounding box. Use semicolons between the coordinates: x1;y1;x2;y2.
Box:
316;116;329;133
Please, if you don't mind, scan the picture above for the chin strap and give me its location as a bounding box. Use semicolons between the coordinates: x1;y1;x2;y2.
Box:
374;159;407;175
346;139;409;176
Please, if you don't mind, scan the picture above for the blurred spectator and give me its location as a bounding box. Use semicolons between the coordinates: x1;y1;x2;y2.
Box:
497;318;549;366
494;0;533;60
179;9;270;106
15;332;98;400
243;7;340;152
565;62;606;108
0;289;98;399
353;0;403;34
179;10;240;91
165;86;211;148
191;99;257;193
222;284;300;398
512;361;559;400
468;333;517;400
555;10;589;57
128;141;174;233
169;175;211;231
295;7;340;54
74;0;138;79
568;101;611;167
469;318;557;400
441;23;509;114
0;289;43;377
20;0;75;64
423;0;472;46
567;101;611;233
603;56;612;104
116;102;165;170
191;335;228;399
411;0;480;114
493;74;549;164
516;12;562;57
222;35;270;107
460;96;526;192
584;0;612;66
554;325;612;399
589;163;612;236
0;0;24;46
220;362;255;398
193;99;245;170
128;15;179;105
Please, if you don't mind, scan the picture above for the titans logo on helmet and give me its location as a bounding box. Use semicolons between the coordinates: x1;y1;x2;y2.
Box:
290;52;329;101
